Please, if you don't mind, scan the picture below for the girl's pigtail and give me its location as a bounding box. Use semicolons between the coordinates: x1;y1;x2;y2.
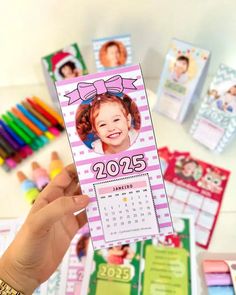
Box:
75;104;92;140
122;94;141;130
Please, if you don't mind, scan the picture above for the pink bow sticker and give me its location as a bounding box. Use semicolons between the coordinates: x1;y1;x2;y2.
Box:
65;75;137;104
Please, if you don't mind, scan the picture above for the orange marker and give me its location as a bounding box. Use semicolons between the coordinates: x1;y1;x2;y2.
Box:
32;96;64;127
17;171;39;204
12;107;43;136
32;161;50;191
49;151;64;179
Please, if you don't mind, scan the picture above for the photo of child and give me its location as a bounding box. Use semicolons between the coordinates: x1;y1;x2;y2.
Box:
75;93;141;155
107;244;135;265
175;156;202;182
170;55;190;84
209;84;236;114
51;51;83;81
99;40;127;68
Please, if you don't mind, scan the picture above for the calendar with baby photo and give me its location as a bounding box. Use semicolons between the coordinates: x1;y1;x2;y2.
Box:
55;64;173;250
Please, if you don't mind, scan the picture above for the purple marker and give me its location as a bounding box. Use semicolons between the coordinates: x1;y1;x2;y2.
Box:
0;126;20;151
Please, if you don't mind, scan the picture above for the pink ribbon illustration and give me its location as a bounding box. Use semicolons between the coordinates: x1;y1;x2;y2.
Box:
65;75;137;104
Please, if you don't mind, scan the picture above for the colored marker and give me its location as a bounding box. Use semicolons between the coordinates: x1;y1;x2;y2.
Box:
7;111;37;139
22;101;52;127
6;112;44;150
27;98;64;132
27;98;59;126
2;114;32;145
32;96;64;127
0;156;4;165
16;104;47;132
44;131;55;141
12;107;43;136
0;119;25;147
17;171;39;204
0;146;7;159
0;126;20;151
49;151;63;179
0;134;15;156
0;127;28;159
32;161;50;191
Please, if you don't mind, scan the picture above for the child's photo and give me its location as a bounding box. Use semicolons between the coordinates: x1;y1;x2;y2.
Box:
170;55;190;84
75;93;141;155
99;40;127;68
175;156;202;182
93;35;132;72
107;244;135;265
42;43;88;82
210;83;236;114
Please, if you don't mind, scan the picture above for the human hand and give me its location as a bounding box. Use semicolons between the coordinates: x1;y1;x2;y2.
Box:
0;164;89;295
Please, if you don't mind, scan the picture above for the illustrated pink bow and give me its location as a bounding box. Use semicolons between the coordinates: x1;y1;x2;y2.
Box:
65;75;137;104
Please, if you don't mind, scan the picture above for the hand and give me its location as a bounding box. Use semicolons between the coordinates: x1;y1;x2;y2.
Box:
0;164;89;295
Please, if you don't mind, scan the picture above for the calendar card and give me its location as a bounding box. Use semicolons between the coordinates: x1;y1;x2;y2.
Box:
164;152;230;249
154;39;210;122
93;34;132;72
56;64;173;250
190;64;236;152
87;241;142;295
141;214;197;295
42;43;88;109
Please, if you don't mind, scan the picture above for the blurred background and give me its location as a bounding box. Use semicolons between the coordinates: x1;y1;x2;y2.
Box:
1;0;236;87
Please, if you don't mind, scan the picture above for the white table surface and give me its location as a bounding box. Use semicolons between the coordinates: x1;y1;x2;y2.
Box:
0;80;235;295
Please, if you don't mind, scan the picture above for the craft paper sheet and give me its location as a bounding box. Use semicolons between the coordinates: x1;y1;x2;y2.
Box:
154;38;210;122
92;34;132;72
190;64;236;152
56;64;173;250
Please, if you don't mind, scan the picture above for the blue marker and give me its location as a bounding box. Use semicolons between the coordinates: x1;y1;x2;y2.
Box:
17;104;47;132
0;119;25;147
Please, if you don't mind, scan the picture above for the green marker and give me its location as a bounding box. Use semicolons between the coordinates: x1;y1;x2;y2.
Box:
2;115;32;145
7;112;36;139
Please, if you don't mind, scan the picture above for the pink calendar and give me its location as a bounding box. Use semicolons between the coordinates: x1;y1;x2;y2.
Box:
56;64;173;250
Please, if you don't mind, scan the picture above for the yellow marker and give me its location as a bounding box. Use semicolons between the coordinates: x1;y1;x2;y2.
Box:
49;151;64;179
32;96;64;127
44;131;55;140
122;197;128;202
0;156;4;166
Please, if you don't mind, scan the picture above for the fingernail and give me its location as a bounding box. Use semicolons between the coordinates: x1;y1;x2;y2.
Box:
73;195;89;204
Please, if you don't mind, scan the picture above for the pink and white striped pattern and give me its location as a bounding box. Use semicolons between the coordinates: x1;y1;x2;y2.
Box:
56;64;173;249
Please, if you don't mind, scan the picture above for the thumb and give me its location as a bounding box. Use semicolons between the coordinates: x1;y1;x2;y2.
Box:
33;195;89;231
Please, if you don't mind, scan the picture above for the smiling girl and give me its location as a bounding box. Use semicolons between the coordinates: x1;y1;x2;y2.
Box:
76;93;141;154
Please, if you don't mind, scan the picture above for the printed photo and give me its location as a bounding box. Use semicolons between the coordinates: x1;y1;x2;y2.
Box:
42;43;88;82
175;156;203;182
170;55;190;84
75;93;141;155
99;40;127;68
207;82;236;114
